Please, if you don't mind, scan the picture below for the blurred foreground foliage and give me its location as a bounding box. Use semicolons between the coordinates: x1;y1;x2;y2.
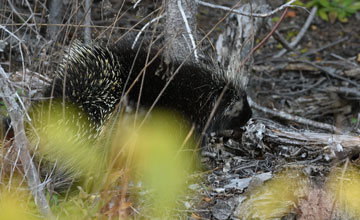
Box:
327;164;360;219
237;164;360;219
0;105;197;219
237;169;309;219
0;175;40;220
3;103;360;219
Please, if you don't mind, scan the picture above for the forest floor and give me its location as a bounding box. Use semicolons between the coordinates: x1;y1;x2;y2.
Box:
1;0;360;219
195;2;360;220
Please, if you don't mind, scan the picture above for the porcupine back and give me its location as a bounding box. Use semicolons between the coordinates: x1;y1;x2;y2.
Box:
46;42;251;132
31;41;252;192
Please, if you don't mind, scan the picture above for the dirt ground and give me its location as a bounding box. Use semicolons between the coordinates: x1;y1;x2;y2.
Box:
1;0;360;219
195;1;360;220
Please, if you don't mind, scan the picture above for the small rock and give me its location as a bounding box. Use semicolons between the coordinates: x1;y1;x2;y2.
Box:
212;201;232;220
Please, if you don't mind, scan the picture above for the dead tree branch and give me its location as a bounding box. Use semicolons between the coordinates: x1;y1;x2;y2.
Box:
248;97;339;133
199;0;299;17
274;6;317;58
270;129;360;151
132;14;165;49
0;66;53;218
216;0;271;88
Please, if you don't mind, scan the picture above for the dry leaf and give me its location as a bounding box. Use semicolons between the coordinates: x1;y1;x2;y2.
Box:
286;10;296;18
191;212;202;219
203;197;212;202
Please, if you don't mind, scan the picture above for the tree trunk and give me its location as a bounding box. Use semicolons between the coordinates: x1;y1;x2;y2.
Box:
216;0;270;88
84;0;92;44
48;0;65;42
165;0;198;63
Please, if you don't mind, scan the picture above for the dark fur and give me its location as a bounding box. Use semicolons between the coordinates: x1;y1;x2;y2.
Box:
9;41;252;192
46;42;252;136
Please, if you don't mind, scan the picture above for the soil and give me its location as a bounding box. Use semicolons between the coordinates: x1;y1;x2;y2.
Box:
196;1;360;220
1;0;360;219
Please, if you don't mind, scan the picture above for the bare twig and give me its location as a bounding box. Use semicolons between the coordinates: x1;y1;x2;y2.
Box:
22;0;39;34
274;6;317;58
301;60;360;88
272;30;294;51
199;0;300;17
106;1;126;45
6;0;39;35
321;86;360;99
330;53;359;68
133;0;142;9
248;97;339;133
252;63;320;73
0;66;53;218
111;7;162;44
0;25;26;83
132;14;165;49
302;37;349;57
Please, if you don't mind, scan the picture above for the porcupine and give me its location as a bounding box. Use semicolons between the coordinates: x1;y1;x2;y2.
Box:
13;41;252;192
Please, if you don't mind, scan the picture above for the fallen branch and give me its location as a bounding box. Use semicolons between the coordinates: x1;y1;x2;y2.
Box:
322;86;360;99
301;60;360;88
199;0;300;17
272;30;294;51
248;97;339;133
244;119;360;162
302;37;349;57
330;53;359;68
0;66;53;218
342;67;360;78
252;63;319;73
270;129;360;150
274;6;317;58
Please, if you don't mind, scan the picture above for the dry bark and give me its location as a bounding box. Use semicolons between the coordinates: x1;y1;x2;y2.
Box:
165;0;198;63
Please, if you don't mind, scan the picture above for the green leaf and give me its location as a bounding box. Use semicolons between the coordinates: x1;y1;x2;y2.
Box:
306;1;317;8
300;48;309;53
338;14;349;22
345;7;356;14
338;10;346;19
272;16;280;22
343;0;354;7
319;0;331;7
352;2;360;10
318;9;329;21
306;0;360;23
